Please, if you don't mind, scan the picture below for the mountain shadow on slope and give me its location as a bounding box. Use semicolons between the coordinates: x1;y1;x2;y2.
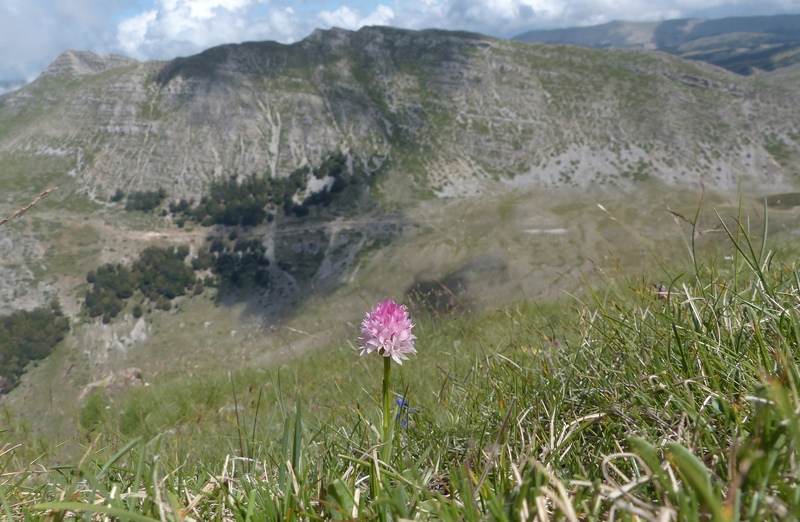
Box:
405;256;509;318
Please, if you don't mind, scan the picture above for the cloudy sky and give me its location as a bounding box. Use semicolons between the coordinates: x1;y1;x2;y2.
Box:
1;0;799;83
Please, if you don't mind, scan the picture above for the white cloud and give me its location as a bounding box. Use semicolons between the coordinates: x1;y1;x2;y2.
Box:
401;0;800;39
117;10;158;57
114;0;401;60
0;0;118;80
319;5;395;29
183;0;258;19
115;0;276;59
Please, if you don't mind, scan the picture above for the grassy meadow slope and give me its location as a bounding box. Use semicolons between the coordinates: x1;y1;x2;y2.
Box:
0;183;735;439
4;194;800;519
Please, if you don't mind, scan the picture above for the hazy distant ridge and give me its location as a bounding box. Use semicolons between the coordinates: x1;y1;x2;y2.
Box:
513;14;800;74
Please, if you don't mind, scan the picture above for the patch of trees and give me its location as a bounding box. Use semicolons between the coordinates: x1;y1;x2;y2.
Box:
124;188;167;212
170;167;308;227
193;173;281;227
0;301;70;394
169;151;369;227
84;246;197;322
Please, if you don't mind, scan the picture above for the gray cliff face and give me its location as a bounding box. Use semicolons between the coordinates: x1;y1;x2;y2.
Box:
0;26;798;202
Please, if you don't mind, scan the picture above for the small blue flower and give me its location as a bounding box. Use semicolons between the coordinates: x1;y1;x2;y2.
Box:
395;397;415;428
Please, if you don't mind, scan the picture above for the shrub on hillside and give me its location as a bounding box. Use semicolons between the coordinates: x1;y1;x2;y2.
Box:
84;246;197;321
125;188;167;212
0;301;70;393
110;188;125;202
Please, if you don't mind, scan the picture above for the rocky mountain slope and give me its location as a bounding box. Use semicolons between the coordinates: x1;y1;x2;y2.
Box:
513;14;800;75
1;25;798;206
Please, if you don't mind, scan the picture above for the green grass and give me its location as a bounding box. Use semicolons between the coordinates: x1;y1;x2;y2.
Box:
0;154;73;196
3;201;800;519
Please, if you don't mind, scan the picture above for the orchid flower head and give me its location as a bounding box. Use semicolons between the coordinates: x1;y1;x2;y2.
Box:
358;299;417;364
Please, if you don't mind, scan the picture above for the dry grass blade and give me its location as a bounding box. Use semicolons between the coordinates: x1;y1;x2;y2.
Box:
533;461;578;522
0;187;57;226
599;452;675;520
0;443;21;461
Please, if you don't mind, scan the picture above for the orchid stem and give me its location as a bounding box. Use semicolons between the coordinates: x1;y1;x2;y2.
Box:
382;356;392;440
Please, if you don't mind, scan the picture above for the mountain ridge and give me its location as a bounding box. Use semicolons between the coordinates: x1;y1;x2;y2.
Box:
2;24;798;206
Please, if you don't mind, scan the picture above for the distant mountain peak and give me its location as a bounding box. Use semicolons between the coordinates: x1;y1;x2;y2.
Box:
40;50;138;78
